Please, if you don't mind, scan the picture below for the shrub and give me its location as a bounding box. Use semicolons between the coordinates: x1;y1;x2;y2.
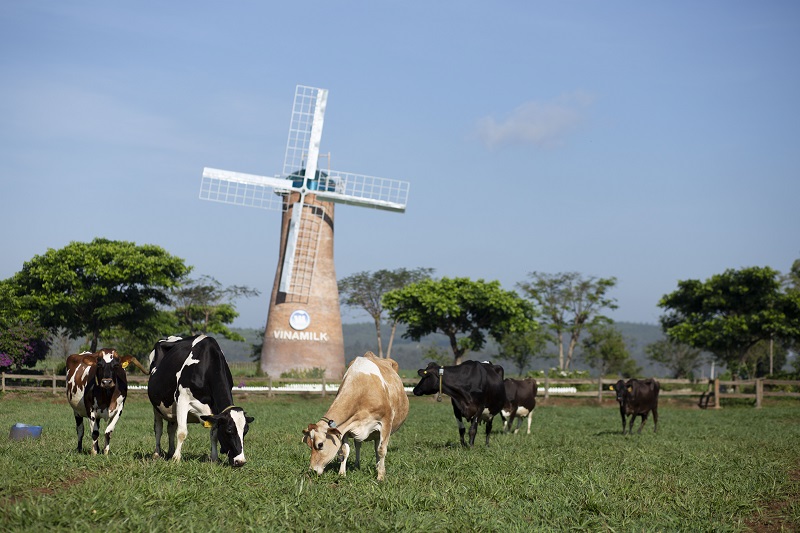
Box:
0;320;50;371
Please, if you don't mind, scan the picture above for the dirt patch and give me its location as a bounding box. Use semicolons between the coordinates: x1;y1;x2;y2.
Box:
744;467;800;532
0;470;95;509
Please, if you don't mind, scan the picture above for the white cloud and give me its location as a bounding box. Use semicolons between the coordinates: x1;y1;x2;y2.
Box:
475;92;594;149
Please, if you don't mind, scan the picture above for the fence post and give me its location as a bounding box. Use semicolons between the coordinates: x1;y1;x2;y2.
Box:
2;372;4;393
268;377;273;398
544;374;550;400
597;376;603;403
756;378;763;409
321;376;326;398
52;373;57;395
713;378;721;409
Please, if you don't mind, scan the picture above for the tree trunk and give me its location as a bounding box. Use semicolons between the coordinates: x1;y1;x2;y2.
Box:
566;333;579;371
386;320;398;359
373;316;384;358
557;333;565;371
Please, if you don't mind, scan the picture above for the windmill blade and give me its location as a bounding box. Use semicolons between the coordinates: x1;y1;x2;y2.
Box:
279;201;325;296
200;167;299;211
283;86;328;185
312;170;410;213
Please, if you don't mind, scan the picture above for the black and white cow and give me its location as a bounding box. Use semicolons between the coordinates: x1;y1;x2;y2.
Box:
413;360;506;447
613;378;660;435
66;349;147;455
501;378;538;435
147;335;254;466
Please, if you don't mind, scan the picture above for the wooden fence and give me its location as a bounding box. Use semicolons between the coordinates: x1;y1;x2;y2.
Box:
3;372;800;408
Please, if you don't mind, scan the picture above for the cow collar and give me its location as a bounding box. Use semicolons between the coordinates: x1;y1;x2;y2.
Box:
437;367;444;403
320;416;337;429
202;405;237;428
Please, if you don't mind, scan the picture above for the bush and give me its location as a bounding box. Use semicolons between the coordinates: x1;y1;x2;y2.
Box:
0;320;50;371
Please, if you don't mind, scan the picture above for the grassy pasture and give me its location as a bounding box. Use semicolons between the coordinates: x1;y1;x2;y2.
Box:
0;393;798;532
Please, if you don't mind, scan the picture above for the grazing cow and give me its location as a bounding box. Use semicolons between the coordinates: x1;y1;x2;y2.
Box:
413;360;506;447
613;378;660;435
302;352;408;481
66;349;147;455
501;378;538;435
147;335;254;467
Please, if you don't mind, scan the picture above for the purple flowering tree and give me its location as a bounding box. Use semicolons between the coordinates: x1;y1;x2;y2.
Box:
0;321;50;372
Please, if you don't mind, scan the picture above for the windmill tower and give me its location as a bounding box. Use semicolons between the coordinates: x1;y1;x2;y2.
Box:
199;85;410;378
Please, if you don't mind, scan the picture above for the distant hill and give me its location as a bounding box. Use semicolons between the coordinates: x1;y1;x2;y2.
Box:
221;321;683;378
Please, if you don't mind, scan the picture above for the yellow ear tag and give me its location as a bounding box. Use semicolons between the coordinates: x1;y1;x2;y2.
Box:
609;385;614;391
122;361;130;369
627;386;633;393
203;420;213;429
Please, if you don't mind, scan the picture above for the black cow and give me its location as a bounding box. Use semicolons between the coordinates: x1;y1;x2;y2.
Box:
413;360;506;447
614;378;660;435
147;335;254;466
501;378;538;435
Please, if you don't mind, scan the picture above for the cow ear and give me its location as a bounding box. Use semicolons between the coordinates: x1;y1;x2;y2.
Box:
200;415;217;429
246;416;254;424
328;427;341;438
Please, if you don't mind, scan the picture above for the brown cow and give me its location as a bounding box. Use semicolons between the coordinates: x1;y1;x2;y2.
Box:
613;378;660;435
302;352;408;481
66;349;147;454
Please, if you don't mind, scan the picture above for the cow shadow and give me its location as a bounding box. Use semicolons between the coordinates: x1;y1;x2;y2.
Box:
593;429;623;437
133;451;217;463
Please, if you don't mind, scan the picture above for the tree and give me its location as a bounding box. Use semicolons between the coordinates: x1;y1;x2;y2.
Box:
496;327;549;377
645;338;704;379
517;271;618;371
0;319;50;371
659;266;800;378
581;324;640;378
0;238;189;352
384;277;536;365
338;267;434;358
171;275;259;342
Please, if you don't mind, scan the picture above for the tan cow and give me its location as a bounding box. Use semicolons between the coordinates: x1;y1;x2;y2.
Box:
302;352;409;481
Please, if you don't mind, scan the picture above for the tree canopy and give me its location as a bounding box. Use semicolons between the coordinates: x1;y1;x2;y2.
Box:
581;324;640;378
339;267;434;358
645;338;704;379
658;266;800;377
517;271;618;371
0;238;189;352
384;277;536;365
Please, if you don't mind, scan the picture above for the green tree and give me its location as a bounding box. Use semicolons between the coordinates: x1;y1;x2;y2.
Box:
659;266;800;378
496;327;549;377
581;324;640;378
0;238;189;352
645;338;704;379
339;267;434;358
384;277;536;365
171;275;259;342
517;271;618;371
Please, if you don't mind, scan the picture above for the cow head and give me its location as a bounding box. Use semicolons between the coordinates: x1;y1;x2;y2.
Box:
200;407;254;467
302;421;343;475
413;362;442;396
82;349;127;390
613;379;628;404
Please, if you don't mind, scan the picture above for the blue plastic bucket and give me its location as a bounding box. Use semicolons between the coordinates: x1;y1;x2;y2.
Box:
9;423;43;440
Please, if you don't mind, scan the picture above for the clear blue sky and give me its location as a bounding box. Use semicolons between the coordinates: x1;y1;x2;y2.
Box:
2;2;798;328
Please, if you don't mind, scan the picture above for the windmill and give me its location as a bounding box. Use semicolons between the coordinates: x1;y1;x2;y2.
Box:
199;85;410;378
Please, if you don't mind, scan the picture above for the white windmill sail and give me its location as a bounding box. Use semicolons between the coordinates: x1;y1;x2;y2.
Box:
199;85;410;296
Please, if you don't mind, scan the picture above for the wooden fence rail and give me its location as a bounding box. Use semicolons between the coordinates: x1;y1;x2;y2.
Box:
2;372;799;407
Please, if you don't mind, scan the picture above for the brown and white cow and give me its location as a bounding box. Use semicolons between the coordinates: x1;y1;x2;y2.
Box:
501;378;537;435
302;352;408;481
66;349;147;455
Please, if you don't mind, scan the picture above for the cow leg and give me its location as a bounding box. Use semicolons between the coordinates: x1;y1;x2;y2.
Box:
103;403;125;455
484;416;494;446
620;407;627;435
506;411;517;435
627;414;636;435
152;409;165;458
89;413;101;455
637;413;649;434
375;431;390;481
452;401;468;447
652;407;658;433
337;438;350;476
209;425;219;462
353;440;362;470
166;420;178;459
74;414;85;453
468;417;480;447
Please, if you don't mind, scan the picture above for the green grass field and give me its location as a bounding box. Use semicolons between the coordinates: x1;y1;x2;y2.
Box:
1;393;798;532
